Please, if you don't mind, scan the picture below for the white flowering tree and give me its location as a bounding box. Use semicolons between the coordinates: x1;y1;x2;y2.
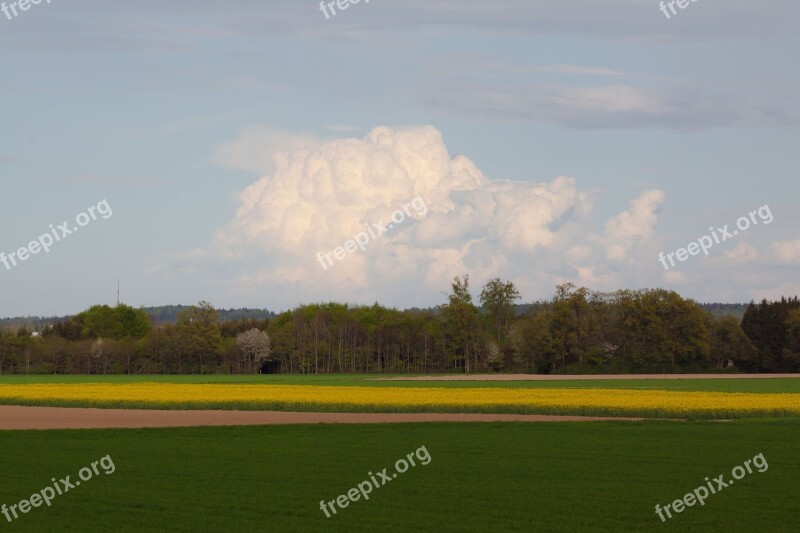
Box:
90;337;108;374
236;328;272;374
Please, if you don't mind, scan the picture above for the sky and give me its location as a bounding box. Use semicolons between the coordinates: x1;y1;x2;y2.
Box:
0;0;798;317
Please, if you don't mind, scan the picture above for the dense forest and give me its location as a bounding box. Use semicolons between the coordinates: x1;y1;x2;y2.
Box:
0;277;797;375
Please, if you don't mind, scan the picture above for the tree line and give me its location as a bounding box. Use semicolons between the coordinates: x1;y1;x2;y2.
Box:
0;278;798;374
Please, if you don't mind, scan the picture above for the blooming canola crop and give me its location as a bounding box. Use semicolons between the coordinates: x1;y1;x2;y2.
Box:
1;383;799;419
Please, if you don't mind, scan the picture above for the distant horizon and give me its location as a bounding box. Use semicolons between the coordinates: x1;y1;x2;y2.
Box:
0;298;761;324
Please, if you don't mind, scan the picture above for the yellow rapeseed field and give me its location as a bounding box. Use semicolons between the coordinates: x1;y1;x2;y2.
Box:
1;383;799;418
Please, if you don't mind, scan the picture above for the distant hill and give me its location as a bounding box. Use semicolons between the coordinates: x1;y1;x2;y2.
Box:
0;302;749;333
144;306;276;325
0;315;70;333
512;302;747;320
698;303;749;321
0;306;277;332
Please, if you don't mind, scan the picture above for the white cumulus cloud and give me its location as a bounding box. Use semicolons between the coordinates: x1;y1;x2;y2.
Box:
210;125;667;307
603;189;665;263
772;240;800;264
724;242;760;263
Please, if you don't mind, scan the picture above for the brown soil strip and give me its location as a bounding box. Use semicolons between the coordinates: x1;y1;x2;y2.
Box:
0;406;641;430
374;373;800;381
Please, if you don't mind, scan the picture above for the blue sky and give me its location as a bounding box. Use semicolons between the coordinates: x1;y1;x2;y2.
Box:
0;0;798;317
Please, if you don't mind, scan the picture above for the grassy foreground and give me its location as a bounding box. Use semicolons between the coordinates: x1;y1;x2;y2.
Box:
0;420;797;532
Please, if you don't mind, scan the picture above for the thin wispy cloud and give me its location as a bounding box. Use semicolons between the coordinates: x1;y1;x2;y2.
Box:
48;175;164;186
419;83;798;131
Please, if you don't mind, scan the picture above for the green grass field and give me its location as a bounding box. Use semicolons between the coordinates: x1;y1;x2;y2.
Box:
0;420;797;532
2;374;800;393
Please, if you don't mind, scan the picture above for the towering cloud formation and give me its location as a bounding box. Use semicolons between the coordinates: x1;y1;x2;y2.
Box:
213;125;664;306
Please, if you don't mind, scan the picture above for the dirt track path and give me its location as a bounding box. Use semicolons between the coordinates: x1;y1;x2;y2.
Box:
0;406;641;430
